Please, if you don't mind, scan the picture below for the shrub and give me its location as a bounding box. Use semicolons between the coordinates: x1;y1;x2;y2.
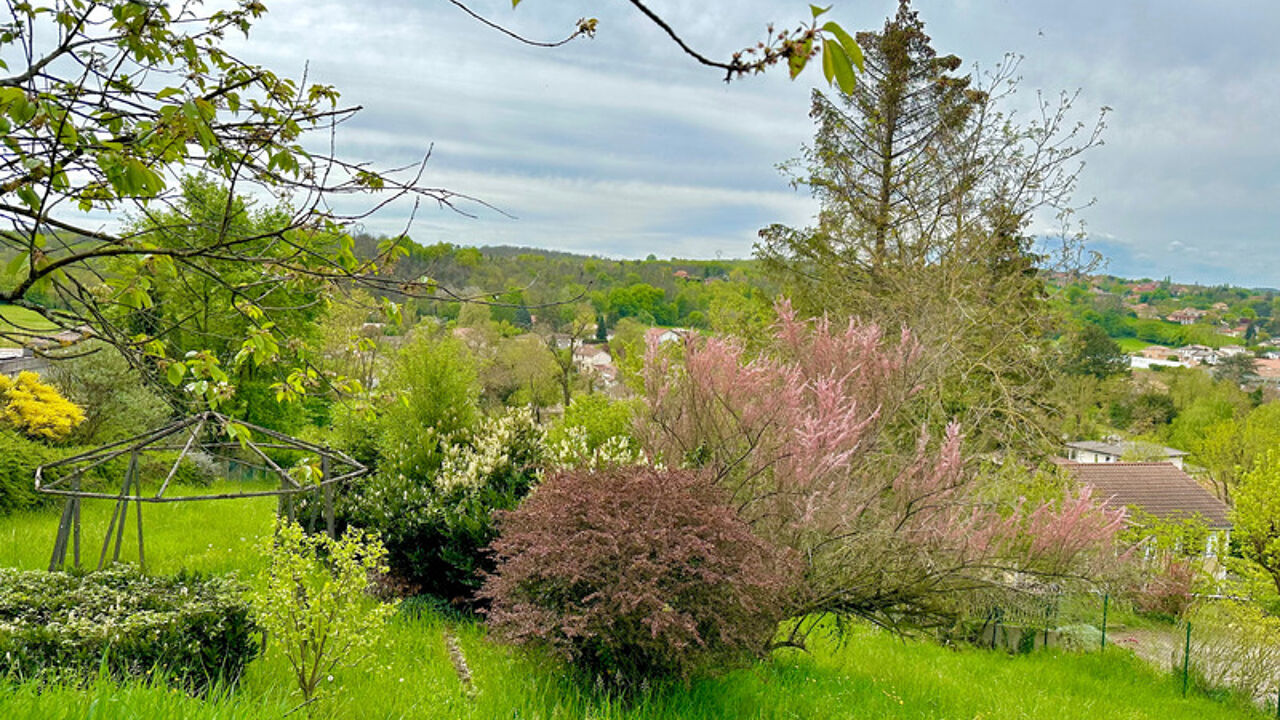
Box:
376;332;480;479
345;408;543;604
1186;600;1280;702
0;371;84;441
1132;556;1196;620
45;342;171;444
0;429;61;513
481;466;794;686
0;566;259;690
251;519;393;703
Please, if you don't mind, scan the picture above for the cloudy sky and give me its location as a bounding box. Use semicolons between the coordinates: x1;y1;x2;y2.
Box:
229;0;1280;287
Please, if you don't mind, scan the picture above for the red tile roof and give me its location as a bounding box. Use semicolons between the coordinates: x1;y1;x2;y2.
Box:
1066;462;1230;529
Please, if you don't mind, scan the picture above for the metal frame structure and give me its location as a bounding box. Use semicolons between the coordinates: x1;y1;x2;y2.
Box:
36;411;366;572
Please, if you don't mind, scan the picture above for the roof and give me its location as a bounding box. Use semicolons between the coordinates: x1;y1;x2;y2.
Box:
1066;462;1230;529
1064;440;1188;458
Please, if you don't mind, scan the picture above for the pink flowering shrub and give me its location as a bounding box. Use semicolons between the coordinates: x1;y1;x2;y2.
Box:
480;466;794;685
1132;556;1196;620
639;299;1127;627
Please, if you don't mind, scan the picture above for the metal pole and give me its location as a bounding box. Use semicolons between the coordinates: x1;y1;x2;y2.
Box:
1181;622;1192;697
48;499;74;571
1100;593;1109;650
134;468;146;572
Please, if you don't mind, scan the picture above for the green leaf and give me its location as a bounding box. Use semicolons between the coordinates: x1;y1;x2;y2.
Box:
155;86;183;100
821;38;836;84
225;421;251;446
823;21;864;73
166;362;187;386
824;39;858;94
810;4;831;19
4;251;29;278
15;185;40;211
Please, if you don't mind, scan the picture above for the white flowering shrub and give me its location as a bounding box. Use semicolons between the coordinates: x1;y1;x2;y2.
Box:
346;407;544;604
545;425;646;470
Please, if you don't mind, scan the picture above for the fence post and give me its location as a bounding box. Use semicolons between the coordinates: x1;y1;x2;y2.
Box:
1181;621;1192;697
1100;593;1109;650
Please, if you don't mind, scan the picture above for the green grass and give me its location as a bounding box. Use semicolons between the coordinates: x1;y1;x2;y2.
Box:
1117;337;1155;353
0;304;57;347
0;490;1267;720
0;481;279;575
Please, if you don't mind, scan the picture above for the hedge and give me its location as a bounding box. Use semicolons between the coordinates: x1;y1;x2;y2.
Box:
0;566;260;690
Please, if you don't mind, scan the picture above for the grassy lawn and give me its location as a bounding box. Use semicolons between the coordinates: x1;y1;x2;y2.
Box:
0;486;1266;720
0;304;57;346
1116;337;1154;353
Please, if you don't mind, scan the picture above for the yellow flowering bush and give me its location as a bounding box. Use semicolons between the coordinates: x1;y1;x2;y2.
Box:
0;371;85;441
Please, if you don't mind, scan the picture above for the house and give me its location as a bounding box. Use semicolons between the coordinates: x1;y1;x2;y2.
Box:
1139;345;1174;360
572;344;623;395
1064;461;1231;559
1129;355;1187;370
1130;281;1161;294
1167;308;1208;325
1063;439;1188;469
644;327;685;346
1254;358;1280;385
1175;344;1216;366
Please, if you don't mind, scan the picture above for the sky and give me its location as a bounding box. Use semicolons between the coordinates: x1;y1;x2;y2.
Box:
227;0;1280;287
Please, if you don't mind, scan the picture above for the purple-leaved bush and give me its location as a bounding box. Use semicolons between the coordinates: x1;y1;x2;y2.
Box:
480;466;794;685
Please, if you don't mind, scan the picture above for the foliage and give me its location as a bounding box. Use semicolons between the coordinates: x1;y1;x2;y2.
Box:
1061;324;1129;380
250;519;393;703
0;371;84;441
0;565;259;691
0;483;1266;719
1233;448;1280;595
344;408;543;603
638;300;1127;629
1130;556;1196;620
45;343;171;444
1212;352;1259;387
481;466;794;686
757;0;1105;454
376;331;481;479
1185;600;1280;704
548;393;641;450
545;394;645;469
0;429;65;513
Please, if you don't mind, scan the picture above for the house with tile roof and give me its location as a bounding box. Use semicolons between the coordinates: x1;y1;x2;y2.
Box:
1063;461;1231;562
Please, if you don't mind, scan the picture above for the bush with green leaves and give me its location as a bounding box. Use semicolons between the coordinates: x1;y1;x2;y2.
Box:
0;429;61;513
375;331;481;479
46;342;171;444
0;566;259;690
346;408;543;603
251;519;393;703
481;466;794;687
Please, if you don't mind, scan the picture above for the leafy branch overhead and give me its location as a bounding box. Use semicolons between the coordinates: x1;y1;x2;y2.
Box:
503;0;863;90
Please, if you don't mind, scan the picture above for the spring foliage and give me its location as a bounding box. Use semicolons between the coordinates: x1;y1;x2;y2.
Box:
639;299;1126;627
0;371;84;441
0;565;259;691
251;519;393;703
481;466;795;685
